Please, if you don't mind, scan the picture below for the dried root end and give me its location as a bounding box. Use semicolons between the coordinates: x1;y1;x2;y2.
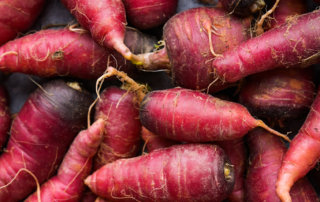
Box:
256;119;290;142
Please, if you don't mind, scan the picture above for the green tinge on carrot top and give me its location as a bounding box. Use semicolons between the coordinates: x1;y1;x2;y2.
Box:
256;119;291;142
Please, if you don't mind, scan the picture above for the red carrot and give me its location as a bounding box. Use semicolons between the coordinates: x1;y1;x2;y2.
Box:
141;126;179;152
25;119;104;202
61;0;137;62
135;7;251;92
0;80;92;201
0;84;10;150
212;10;320;84
85;144;235;202
268;0;307;29
276;87;320;202
216;138;247;202
0;0;45;45
247;128;318;202
123;0;178;30
140;87;290;142
0;28;134;79
239;68;315;122
93;86;141;170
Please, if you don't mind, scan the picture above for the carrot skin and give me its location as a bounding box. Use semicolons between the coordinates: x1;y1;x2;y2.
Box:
140;87;264;142
123;0;178;30
0;80;93;201
213;10;320;83
219;0;266;16
93;87;141;169
85;144;235;202
0;29;134;79
246;129;318;202
0;0;45;45
163;7;250;92
0;85;10;150
239;68;315;121
277;87;320;202
25;119;104;202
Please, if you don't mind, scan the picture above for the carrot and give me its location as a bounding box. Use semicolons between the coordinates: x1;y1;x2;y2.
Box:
0;84;10;150
0;0;45;45
140;87;290;142
267;0;307;29
246;128;318;202
141;126;179;152
0;28;134;79
93;86;141;170
212;9;320;85
134;7;251;92
216;138;247;202
239;68;315;124
276;87;320;202
218;0;266;16
61;0;137;62
124;27;157;55
123;0;178;30
85;144;235;202
0;80;93;201
25;119;104;202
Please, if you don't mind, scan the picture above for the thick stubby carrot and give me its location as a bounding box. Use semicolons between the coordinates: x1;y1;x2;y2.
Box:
25;119;104;202
0;84;10;150
141;126;179;152
212;10;320;84
219;0;265;16
276;87;320;202
216;138;246;202
136;7;251;92
0;29;134;79
85;144;235;202
246;129;318;202
239;68;315;121
123;0;178;30
140;87;289;142
0;0;45;45
93;86;141;170
61;0;135;62
0;80;93;201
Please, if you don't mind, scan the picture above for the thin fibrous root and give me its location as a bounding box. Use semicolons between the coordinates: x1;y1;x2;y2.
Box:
256;0;280;35
96;67;148;104
256;119;291;142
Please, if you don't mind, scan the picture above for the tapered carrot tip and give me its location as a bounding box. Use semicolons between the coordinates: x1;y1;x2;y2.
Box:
276;183;292;202
256;120;291;142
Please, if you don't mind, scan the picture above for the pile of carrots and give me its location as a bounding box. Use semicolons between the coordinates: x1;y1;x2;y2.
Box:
0;0;320;201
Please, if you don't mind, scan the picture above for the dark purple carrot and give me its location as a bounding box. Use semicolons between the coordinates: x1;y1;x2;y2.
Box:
140;87;290;142
0;0;45;45
0;80;93;201
141;126;179;152
85;144;235;202
216;138;247;202
93;86;141;170
25;119;104;202
123;0;178;30
212;10;320;85
134;7;251;92
0;84;10;150
239;68;315;122
0;28;135;79
246;128;318;202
